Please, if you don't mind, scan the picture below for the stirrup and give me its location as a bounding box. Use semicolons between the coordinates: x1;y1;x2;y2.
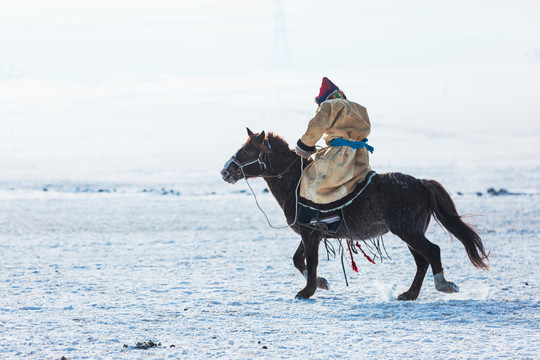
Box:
309;214;341;225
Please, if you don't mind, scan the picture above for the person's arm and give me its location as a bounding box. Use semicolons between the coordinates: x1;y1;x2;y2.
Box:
294;102;334;158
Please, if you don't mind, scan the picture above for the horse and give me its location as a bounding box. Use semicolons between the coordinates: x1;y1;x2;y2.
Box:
221;128;489;300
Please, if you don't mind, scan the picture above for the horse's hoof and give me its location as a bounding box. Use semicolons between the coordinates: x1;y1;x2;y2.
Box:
434;272;459;293
441;281;459;293
397;291;418;301
295;289;314;299
317;277;330;290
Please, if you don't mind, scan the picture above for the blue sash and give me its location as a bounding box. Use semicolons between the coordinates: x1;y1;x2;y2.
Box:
330;138;374;154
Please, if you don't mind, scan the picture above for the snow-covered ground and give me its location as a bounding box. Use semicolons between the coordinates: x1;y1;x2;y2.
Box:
1;1;539;359
0;183;538;359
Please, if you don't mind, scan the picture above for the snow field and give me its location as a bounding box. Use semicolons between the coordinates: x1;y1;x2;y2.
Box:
0;177;537;358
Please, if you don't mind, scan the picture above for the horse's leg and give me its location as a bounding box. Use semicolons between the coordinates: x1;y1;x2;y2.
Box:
293;241;329;290
399;233;459;295
292;241;306;274
295;230;321;299
397;247;429;301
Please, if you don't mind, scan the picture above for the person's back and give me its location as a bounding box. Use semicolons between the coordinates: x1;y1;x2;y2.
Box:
295;77;374;213
303;97;371;149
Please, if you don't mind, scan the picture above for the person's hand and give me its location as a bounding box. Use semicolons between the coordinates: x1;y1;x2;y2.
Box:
295;139;316;159
295;146;315;159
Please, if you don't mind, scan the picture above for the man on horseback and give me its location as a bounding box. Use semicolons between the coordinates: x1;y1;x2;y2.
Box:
222;81;488;299
295;77;374;224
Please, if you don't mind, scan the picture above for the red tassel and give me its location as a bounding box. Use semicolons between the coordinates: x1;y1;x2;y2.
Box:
355;242;376;264
346;240;359;272
351;259;359;272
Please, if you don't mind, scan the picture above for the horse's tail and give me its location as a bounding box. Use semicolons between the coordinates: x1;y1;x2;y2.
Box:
422;179;489;270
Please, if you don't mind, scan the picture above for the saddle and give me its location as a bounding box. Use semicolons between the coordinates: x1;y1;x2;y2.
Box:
298;171;377;233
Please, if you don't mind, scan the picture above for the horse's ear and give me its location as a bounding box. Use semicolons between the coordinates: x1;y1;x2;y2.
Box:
249;130;272;153
246;127;255;138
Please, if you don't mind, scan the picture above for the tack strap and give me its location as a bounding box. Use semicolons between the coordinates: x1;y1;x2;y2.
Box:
330;138;374;154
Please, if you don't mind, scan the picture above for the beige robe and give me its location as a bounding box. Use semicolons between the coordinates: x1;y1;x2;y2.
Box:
299;98;372;204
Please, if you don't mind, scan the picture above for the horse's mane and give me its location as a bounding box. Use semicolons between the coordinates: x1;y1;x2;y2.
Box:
267;132;294;156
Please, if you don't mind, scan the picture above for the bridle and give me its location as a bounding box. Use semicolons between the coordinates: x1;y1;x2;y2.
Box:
229;141;300;180
230;150;268;179
226;139;304;229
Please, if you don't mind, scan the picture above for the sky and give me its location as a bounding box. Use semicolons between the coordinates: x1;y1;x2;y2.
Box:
0;1;539;185
1;0;538;82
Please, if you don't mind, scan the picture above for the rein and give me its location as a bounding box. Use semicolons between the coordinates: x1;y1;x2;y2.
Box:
230;149;304;230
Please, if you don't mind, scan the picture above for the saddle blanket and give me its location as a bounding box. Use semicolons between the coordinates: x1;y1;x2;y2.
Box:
297;171;377;233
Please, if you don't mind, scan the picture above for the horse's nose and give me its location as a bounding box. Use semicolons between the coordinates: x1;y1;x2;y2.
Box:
221;169;230;178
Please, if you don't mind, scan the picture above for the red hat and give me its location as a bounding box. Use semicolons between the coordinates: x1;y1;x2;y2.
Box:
315;77;339;104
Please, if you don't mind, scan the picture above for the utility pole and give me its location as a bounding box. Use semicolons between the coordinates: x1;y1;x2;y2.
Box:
272;0;291;69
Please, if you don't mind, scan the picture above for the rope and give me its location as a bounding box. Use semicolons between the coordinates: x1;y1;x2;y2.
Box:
339;240;349;287
242;157;304;230
323;237;336;261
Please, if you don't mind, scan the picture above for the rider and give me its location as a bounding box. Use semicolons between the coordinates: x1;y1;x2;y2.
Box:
294;77;373;224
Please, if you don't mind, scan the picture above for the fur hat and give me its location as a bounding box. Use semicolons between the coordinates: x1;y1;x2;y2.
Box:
315;77;339;104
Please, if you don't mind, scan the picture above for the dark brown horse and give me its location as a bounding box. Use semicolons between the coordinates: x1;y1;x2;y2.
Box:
221;128;488;300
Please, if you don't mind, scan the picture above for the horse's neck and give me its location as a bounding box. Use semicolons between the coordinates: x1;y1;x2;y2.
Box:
263;155;302;213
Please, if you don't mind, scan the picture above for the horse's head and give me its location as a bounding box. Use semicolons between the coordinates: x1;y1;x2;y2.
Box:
221;128;273;184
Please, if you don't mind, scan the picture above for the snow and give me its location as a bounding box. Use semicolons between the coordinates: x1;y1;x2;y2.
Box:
1;187;538;359
1;1;539;359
